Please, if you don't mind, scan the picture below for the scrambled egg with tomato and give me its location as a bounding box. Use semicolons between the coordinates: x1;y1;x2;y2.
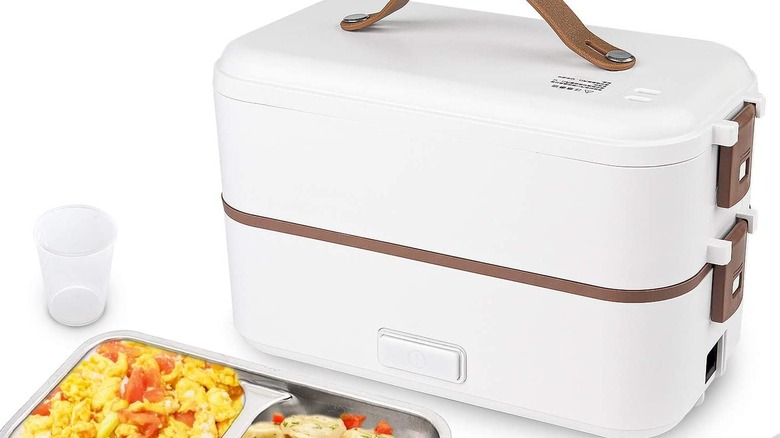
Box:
21;341;244;438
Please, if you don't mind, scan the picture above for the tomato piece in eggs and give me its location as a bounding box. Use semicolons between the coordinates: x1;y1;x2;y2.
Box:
172;411;196;427
123;367;165;404
30;387;62;417
119;410;166;438
123;370;146;404
154;355;178;375
98;341;142;365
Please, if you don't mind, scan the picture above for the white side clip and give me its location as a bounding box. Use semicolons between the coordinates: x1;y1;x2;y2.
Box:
737;208;758;234
707;239;733;266
744;93;766;118
712;121;739;147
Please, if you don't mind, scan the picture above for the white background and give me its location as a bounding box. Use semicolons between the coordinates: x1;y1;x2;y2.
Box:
0;1;776;437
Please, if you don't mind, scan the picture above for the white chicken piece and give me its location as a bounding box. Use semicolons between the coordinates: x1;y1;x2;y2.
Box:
341;429;393;438
279;415;346;438
241;422;284;438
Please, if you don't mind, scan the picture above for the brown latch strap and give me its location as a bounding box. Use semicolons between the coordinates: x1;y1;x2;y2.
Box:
711;220;749;323
717;104;756;209
340;0;636;71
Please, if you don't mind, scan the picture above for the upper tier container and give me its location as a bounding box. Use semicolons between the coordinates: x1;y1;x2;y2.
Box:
215;0;762;291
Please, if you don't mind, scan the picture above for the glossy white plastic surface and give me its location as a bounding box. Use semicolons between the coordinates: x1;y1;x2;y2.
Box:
216;94;752;290
33;206;116;327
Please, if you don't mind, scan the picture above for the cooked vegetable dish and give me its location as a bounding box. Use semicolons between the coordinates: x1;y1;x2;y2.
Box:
20;341;244;438
242;413;394;438
18;341;398;438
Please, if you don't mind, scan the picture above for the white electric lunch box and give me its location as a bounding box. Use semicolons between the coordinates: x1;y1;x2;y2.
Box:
214;0;764;436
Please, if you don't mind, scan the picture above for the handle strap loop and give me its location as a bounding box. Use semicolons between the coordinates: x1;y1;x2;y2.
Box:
340;0;636;71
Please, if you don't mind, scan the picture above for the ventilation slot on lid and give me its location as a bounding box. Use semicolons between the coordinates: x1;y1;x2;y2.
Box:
634;88;662;96
624;88;661;103
625;95;653;103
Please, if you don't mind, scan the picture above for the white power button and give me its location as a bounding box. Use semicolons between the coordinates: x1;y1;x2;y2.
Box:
377;329;466;383
408;350;427;369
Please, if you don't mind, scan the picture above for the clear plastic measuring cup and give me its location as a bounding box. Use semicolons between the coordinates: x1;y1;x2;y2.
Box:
34;206;117;326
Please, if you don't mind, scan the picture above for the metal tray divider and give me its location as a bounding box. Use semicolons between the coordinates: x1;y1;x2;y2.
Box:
223;382;291;438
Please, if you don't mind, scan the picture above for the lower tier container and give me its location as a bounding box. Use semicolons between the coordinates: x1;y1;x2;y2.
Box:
1;331;450;438
225;214;750;438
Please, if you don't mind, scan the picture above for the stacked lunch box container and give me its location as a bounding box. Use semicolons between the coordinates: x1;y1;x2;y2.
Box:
214;0;765;436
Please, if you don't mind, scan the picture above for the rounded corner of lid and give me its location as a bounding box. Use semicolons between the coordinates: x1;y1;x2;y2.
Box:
602;109;709;153
709;40;751;65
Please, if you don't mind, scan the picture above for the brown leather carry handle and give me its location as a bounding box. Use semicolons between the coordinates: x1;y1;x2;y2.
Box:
341;0;636;71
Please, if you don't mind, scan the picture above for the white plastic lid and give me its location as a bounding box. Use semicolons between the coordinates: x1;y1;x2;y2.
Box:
215;0;758;166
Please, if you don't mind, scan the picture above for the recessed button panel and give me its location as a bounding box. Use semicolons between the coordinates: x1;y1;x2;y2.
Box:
377;329;466;383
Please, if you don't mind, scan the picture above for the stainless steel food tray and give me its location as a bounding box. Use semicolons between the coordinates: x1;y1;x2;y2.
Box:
0;331;451;438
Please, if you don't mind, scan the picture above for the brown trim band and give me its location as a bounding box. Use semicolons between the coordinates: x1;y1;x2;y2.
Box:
223;198;713;304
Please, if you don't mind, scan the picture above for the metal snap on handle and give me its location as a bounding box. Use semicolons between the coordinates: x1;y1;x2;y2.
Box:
606;50;636;64
343;13;371;24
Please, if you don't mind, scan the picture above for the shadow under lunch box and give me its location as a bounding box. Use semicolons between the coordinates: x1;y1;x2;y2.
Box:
1;331;450;438
214;0;765;436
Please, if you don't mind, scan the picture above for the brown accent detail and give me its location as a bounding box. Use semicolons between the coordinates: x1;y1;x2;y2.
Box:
223;198;713;304
711;220;748;323
340;0;409;32
340;0;636;72
718;104;756;209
